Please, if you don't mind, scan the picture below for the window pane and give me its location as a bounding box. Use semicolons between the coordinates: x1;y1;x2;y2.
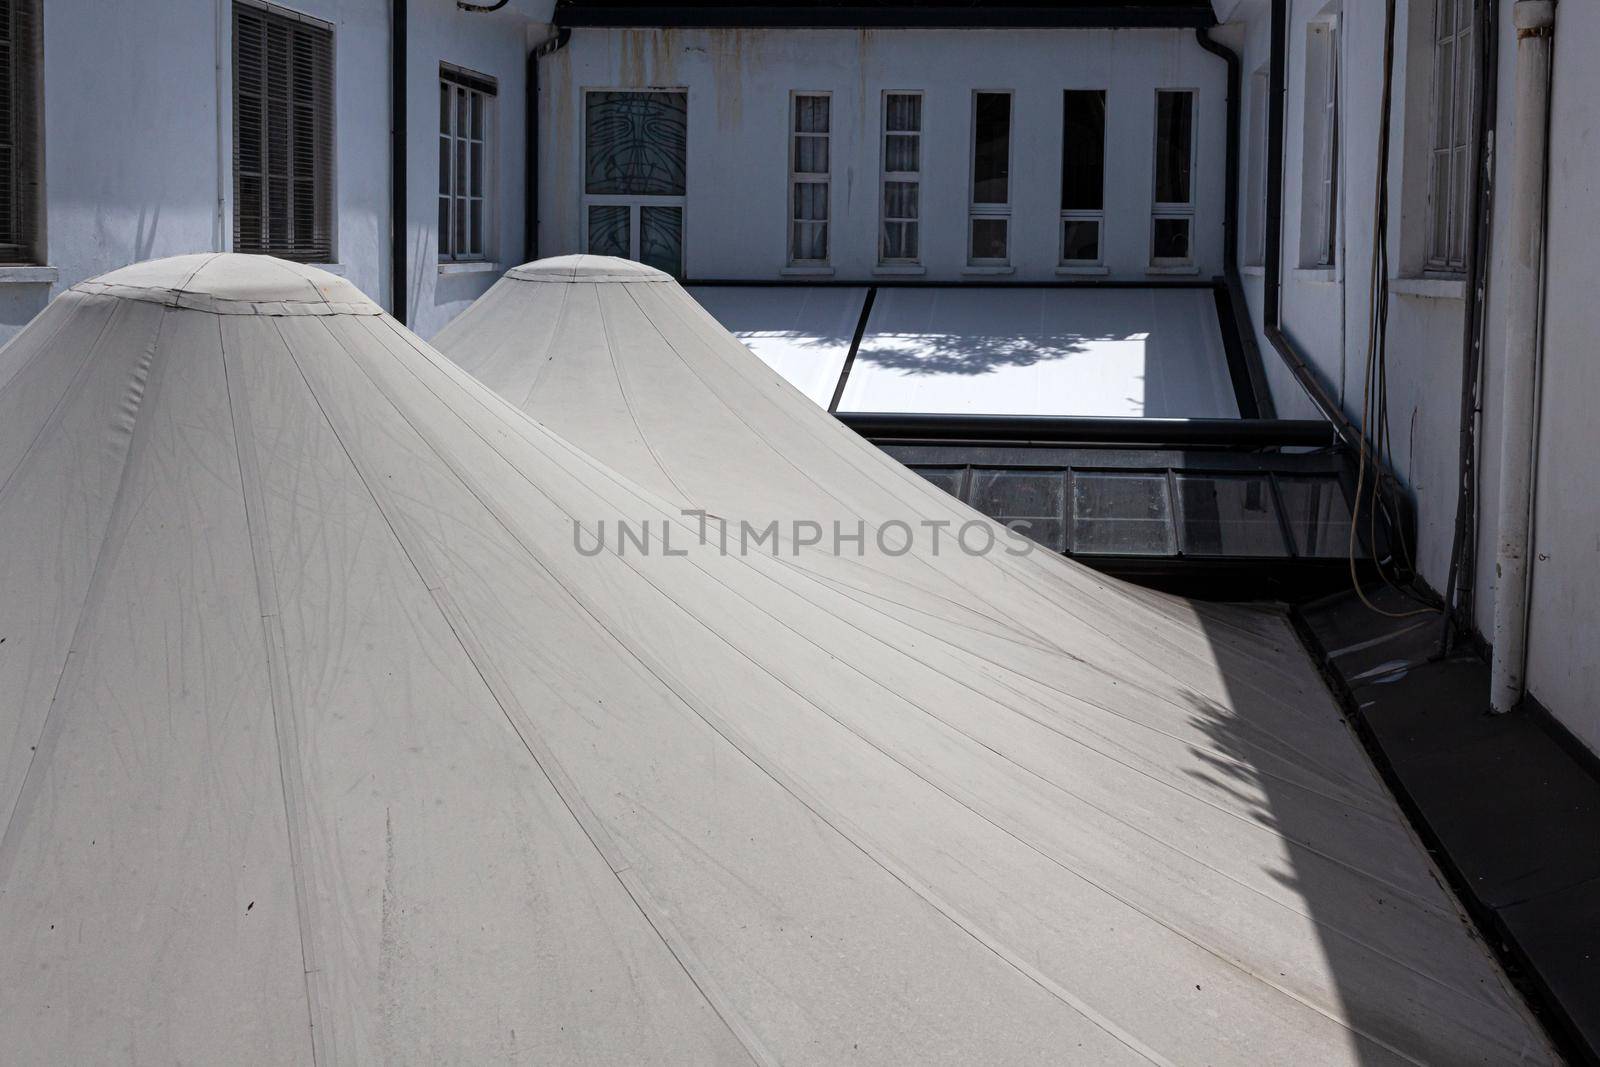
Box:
470;90;484;140
440;81;450;134
795;135;829;174
1071;473;1176;556
588;204;630;258
794;94;829;134
1433;37;1455;152
1152;217;1191;260
641;205;684;276
971;470;1065;553
469;199;483;255
1154;90;1194;204
1061;219;1100;262
972;92;1011;204
1175;475;1289;557
794;182;827;222
469;141;483;196
585;91;688;196
1061;90;1106;211
438;134;451;197
887;93;921;133
885;133;919;173
1276;476;1356;557
883;181;918;220
971;217;1008;260
438;196;451;257
883;220;918;261
914;468;965;497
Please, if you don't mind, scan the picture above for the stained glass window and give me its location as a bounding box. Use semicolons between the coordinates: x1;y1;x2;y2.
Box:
585;91;687;196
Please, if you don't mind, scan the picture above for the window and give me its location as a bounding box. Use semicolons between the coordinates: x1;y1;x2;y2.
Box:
1245;67;1269;267
1301;16;1340;267
0;0;41;264
880;92;921;264
233;1;335;262
969;92;1012;265
1151;90;1195;266
584;90;687;276
1060;90;1106;265
789;93;830;265
1426;0;1475;272
439;66;496;262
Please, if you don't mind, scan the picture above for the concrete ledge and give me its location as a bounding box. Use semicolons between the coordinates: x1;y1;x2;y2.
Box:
438;260;502;276
1389;275;1467;300
0;265;59;284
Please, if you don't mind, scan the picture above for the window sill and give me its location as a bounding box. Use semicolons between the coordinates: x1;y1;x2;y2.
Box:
1055;264;1110;276
873;264;926;276
1146;264;1199;276
781;265;834;277
1389;275;1466;300
307;262;347;277
0;265;59;284
962;265;1015;276
439;260;503;277
1240;264;1265;277
1294;267;1340;284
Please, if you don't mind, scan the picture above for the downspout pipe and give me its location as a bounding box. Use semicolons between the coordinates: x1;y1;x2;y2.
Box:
1195;25;1275;419
526;28;571;263
390;0;407;325
1490;0;1557;712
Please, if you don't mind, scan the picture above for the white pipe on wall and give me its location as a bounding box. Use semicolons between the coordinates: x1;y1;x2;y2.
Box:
1489;0;1556;713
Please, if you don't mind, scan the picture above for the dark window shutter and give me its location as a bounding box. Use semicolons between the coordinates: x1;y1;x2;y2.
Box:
0;0;42;264
233;2;334;262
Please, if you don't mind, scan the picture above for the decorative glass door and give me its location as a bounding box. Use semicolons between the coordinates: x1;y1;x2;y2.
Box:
583;91;687;276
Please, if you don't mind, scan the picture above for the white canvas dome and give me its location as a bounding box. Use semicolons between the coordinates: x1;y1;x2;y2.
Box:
0;253;1552;1062
429;255;1556;1064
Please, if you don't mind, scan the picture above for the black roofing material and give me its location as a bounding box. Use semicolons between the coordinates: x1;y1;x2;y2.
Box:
554;0;1216;29
1298;588;1600;1064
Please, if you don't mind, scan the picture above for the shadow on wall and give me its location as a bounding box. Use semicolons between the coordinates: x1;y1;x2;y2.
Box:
0;285;54;335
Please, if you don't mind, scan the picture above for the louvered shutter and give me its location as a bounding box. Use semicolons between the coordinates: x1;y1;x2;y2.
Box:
0;0;41;265
233;1;334;262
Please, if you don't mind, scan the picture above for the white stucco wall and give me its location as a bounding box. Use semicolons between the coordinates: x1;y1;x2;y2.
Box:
1226;0;1599;753
3;0;541;345
537;26;1230;282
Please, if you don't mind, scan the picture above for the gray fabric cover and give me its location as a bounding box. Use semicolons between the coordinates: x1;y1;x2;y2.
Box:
0;253;1551;1064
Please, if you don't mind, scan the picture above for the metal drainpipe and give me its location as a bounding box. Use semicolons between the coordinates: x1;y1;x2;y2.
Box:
527;28;572;264
1489;0;1557;712
390;0;407;325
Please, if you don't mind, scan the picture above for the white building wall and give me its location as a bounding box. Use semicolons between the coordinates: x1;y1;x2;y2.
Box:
537;26;1229;282
1226;0;1599;753
1;0;543;346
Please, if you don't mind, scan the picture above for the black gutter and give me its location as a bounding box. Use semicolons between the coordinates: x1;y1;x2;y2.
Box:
390;0;407;324
527;28;572;263
1262;0;1363;450
1194;25;1274;420
555;5;1216;30
837;413;1336;450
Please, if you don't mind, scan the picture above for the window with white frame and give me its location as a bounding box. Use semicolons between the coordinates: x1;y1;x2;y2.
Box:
439;65;496;262
880;92;921;264
0;0;42;264
969;91;1012;265
1245;67;1269;267
1300;15;1340;268
1060;90;1106;265
1150;89;1195;266
789;93;830;265
1425;0;1475;272
583;90;687;276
